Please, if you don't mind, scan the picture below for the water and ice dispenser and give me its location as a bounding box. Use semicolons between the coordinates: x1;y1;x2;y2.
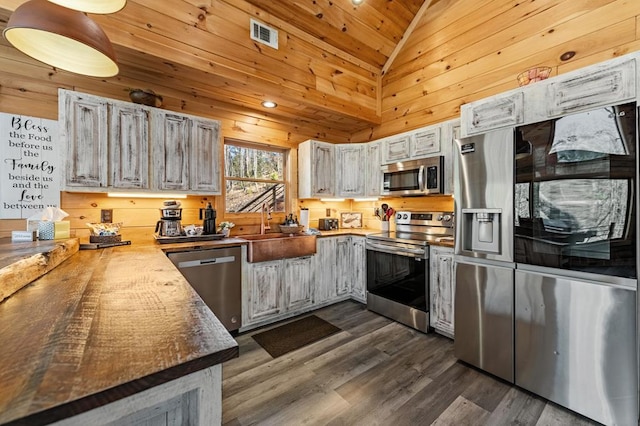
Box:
461;208;502;254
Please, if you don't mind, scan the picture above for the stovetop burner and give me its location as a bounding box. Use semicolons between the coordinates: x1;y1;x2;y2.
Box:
366;210;454;246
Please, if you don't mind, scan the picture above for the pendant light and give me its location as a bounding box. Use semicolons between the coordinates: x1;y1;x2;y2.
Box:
47;0;126;14
3;0;119;77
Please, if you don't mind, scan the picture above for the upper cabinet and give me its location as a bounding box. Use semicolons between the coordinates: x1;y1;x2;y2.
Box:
364;141;382;197
383;135;411;163
336;144;366;197
461;56;636;137
298;140;336;198
109;103;150;190
411;126;441;158
60;89;222;195
60;92;109;189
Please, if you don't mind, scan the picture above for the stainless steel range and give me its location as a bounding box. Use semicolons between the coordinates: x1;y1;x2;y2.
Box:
366;211;454;333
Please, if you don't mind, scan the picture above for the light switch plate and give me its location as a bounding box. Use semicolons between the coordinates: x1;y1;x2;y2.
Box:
101;209;113;223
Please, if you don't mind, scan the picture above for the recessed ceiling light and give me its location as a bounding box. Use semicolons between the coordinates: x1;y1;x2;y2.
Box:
352;0;364;5
261;100;277;108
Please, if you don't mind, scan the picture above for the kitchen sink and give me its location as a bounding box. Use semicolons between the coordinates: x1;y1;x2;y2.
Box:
238;233;317;263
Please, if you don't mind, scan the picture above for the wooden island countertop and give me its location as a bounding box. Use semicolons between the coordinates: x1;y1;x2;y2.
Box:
0;239;239;426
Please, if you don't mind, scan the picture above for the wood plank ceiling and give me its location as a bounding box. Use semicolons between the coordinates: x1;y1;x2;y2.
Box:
0;0;430;139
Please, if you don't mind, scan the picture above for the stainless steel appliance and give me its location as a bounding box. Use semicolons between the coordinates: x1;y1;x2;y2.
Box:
167;246;242;331
156;203;184;237
381;157;444;197
318;218;339;230
366;211;454;333
513;102;638;425
454;127;515;382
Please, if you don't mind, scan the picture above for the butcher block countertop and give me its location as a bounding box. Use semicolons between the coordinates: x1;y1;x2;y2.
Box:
0;239;238;426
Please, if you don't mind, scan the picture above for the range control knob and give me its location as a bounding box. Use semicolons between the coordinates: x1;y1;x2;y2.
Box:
437;214;443;221
403;213;409;219
442;214;452;222
396;213;402;220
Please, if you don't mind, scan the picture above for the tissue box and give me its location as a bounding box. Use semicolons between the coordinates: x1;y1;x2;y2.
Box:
38;221;55;240
55;221;71;239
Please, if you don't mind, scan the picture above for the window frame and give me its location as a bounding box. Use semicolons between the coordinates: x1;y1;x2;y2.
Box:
222;138;290;216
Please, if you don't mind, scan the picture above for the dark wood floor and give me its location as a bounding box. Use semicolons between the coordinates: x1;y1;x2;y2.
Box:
222;301;599;426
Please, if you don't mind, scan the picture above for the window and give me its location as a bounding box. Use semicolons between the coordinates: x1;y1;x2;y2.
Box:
224;141;286;213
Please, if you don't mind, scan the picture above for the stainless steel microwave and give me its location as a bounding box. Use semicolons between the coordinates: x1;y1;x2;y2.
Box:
381;156;444;196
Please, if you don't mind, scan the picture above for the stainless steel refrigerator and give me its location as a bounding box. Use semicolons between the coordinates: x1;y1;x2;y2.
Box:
453;127;515;382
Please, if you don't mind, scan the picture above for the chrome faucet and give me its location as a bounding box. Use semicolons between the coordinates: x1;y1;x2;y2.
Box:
260;202;271;234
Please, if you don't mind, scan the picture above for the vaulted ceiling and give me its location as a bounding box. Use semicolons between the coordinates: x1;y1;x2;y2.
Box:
0;0;434;139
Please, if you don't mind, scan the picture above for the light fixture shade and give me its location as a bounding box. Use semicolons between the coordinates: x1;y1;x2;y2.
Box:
4;0;118;77
47;0;126;14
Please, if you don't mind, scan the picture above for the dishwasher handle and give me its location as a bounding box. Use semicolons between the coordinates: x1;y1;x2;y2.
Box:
177;255;236;269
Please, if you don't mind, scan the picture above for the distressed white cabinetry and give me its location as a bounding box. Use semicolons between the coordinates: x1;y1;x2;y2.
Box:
335;236;352;296
109;103;150;190
336;144;366;197
314;237;338;304
411;126;441;158
546;58;636;117
429;246;455;338
190;119;221;193
350;236;367;303
284;256;314;311
461;92;524;136
383;135;411;163
365;141;382;196
441;118;459;195
152;112;191;191
244;260;283;325
60;92;108;189
60;89;221;194
298;140;336;198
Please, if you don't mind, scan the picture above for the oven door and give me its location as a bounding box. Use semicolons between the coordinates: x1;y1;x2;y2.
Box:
366;241;430;332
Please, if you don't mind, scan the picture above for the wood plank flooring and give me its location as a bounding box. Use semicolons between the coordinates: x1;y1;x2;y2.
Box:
222;301;599;426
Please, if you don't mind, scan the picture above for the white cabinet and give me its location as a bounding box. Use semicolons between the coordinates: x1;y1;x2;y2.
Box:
284;256;314;311
383;135;411;163
336;144;366;197
429;246;455;338
60;89;221;194
350;236;367;303
365;141;382;196
411;126;441;158
298;140;336;198
461;92;524;136
314;237;337;304
60;92;108;189
335;236;351;296
546;58;635;117
109;103;150;190
245;260;283;324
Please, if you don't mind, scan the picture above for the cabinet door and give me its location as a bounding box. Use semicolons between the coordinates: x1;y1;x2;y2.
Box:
60;92;108;188
314;237;337;304
312;141;335;196
461;92;523;136
383;135;410;163
284;256;314;311
190;118;221;194
335;236;351;296
350;236;367;303
411;127;440;158
109;103;150;189
152;112;190;191
336;144;366;197
246;260;283;323
547;58;635;117
429;246;455;337
365;141;382;197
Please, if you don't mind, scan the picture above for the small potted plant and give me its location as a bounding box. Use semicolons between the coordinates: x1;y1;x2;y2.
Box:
218;221;235;237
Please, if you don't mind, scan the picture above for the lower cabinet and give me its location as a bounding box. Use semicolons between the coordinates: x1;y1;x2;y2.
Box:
242;236;367;331
429;246;455;337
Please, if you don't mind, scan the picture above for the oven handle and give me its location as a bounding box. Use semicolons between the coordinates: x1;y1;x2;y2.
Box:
366;241;427;259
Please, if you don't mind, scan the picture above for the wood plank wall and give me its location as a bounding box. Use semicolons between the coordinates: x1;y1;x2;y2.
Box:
352;0;640;141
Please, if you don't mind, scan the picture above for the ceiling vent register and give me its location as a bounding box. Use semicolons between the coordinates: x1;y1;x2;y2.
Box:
250;19;278;50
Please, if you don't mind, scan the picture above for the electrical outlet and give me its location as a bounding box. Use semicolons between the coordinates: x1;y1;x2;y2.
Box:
326;208;331;217
101;209;113;223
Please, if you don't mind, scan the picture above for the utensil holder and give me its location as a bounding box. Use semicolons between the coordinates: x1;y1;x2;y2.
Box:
380;221;390;231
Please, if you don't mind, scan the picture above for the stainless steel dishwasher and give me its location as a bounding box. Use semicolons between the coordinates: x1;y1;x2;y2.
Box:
167;246;242;332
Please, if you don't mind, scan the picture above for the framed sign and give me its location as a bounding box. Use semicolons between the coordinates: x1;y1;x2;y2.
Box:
340;212;363;228
0;113;60;219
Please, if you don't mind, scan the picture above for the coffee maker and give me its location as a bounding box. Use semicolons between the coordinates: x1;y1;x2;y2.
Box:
156;201;184;237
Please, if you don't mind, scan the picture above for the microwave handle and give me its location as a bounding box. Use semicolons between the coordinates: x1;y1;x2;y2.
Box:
418;165;425;191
